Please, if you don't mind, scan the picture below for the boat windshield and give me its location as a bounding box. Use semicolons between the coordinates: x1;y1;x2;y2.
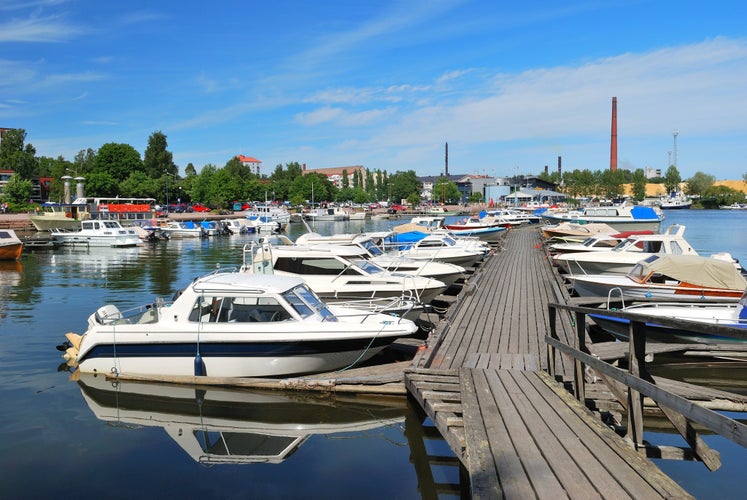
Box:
284;285;338;322
360;239;384;256
353;259;386;275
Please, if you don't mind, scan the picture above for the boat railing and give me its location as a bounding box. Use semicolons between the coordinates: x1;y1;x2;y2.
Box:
605;287;626;310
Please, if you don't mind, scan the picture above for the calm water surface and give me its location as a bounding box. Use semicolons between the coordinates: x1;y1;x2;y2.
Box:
1;211;746;498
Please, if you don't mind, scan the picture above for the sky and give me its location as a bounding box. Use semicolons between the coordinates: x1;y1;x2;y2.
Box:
2;1;747;181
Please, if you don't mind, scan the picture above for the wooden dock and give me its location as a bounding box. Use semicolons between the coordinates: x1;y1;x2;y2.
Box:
406;226;693;498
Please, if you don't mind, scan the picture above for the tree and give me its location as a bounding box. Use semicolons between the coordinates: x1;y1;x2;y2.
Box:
120;171;159;198
631;169;647;201
94;143;144;182
686;171;715;196
73;148;97;176
433;176;460;203
143;131;176;178
341;169;349;189
663;165;682;194
388;170;419;203
207;168;243;208
1;174;32;203
0;128;37;179
80;170;120;197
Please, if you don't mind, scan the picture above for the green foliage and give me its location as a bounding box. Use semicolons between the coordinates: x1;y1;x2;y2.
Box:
685;172;715;196
83;171;120;197
631;169;647;201
207;168;244;207
143;131;175;178
0;129;38;179
94;143;144;182
289;172;335;203
388;170;419;202
433;176;461;203
120;171;159;198
73;148;97;176
407;192;421;206
663;165;682;194
699;185;745;208
468;192;483;203
1;174;33;203
223;156;254;180
189;164;216;203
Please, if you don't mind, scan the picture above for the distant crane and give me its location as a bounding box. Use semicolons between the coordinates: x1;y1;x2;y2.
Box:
672;130;679;168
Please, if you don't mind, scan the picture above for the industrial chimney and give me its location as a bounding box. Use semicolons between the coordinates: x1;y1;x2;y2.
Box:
445;142;449;177
610;97;618;171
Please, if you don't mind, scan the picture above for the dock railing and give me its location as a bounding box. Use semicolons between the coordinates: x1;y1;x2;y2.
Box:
546;299;747;471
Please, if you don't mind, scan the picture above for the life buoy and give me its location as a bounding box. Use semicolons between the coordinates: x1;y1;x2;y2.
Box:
65;212;71;218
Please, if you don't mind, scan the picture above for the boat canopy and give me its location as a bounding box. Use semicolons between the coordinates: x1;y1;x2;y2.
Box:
629;254;747;290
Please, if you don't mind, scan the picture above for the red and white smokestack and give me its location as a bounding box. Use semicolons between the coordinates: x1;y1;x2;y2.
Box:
610;97;618;171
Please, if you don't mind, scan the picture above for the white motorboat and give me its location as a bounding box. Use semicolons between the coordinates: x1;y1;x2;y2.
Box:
441;216;508;243
75;374;406;465
60;270;418;378
385;229;489;268
241;241;448;304
553;224;710;275
547;233;630;255
570;254;747;300
293;232;466;286
245;204;291;224
220;218;252;234
304;206;349;222
589;290;747;344
541;202;664;232
50;220;141;247
160;220;206;238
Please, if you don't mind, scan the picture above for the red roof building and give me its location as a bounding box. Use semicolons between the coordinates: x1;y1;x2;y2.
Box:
237;155;262;175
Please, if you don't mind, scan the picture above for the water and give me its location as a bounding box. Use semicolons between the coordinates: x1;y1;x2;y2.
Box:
1;211;746;498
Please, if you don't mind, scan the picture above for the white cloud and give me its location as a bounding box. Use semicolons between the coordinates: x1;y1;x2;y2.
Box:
0;14;83;42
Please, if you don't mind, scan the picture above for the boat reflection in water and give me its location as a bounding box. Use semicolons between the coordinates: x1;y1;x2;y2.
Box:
76;373;406;464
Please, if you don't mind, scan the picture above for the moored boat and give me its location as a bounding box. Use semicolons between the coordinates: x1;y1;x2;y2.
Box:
50;220;141;247
570;254;747;300
0;229;23;260
541;202;664;232
59;270;418;378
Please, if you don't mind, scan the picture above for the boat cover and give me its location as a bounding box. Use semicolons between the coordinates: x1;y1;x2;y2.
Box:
631;254;747;290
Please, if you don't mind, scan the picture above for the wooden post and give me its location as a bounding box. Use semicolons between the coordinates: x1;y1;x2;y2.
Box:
573;310;586;403
547;305;557;378
627;319;646;447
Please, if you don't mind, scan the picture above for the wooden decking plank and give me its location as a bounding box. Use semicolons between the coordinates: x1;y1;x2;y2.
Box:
460;367;529;498
531;371;692;498
499;369;630;499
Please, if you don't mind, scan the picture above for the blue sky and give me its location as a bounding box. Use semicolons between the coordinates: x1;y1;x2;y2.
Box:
2;1;746;180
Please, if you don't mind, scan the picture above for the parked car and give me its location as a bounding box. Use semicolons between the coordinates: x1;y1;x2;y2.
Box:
191;203;211;213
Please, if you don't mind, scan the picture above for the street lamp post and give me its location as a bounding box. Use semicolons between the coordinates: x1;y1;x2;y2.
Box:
164;171;174;215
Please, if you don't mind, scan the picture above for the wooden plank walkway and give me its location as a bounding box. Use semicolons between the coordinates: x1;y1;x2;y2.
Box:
406;227;693;498
418;225;577;375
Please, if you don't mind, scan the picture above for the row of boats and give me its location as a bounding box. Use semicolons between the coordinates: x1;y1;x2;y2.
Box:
57;219;499;379
542;219;747;344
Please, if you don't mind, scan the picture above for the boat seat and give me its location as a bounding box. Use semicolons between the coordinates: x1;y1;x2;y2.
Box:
227;305;266;322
